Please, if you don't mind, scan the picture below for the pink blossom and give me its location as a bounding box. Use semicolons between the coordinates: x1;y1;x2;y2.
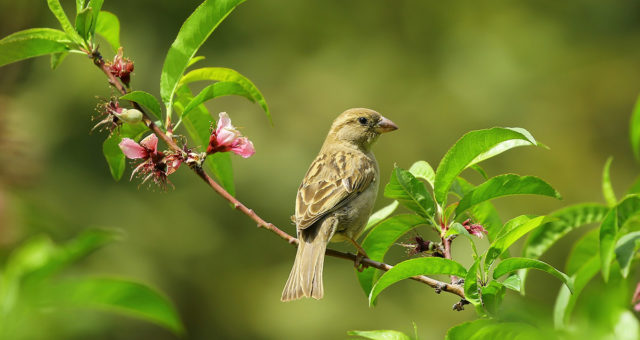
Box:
118;134;182;189
120;134;159;159
206;112;255;158
462;219;488;238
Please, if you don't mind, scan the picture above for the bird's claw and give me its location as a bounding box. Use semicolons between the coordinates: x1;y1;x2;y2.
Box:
354;253;368;272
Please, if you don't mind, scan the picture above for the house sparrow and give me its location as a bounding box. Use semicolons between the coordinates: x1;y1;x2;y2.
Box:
281;108;398;301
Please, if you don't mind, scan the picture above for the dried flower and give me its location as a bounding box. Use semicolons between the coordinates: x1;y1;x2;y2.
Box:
398;235;444;257
105;47;134;86
92;98;122;134
119;134;183;189
206;112;255;158
92;98;142;134
462;219;488;238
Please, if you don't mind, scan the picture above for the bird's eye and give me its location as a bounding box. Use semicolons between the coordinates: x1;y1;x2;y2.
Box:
358;117;368;125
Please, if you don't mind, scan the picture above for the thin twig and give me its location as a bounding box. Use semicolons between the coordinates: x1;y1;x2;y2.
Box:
442;236;459;284
90;51;466;301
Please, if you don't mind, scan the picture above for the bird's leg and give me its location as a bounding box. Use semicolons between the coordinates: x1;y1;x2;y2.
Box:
347;237;369;272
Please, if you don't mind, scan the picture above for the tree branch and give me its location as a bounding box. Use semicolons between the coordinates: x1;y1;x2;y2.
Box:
90;51;467;302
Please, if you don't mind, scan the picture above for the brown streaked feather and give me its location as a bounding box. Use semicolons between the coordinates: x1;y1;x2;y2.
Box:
295;150;376;229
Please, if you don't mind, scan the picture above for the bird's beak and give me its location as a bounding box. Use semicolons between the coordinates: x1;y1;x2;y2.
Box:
375;116;398;133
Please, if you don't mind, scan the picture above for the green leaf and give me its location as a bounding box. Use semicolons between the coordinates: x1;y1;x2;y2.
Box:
357;215;424;298
0;236;55;313
613;311;640;340
456;174;561;215
103;134;126;181
495;215;533;240
160;0;246;113
523;203;608;263
470;164;489;180
25;229;120;283
87;0;104;33
445;222;469;238
520;203;608;289
179;67;270;121
616;195;640;227
384;167;435;220
502;274;521;292
553;255;600;329
600;208;618;282
602;157;617;206
182;81;253;117
566;229;599;276
46;0;83;44
446;319;496;340
485;216;548;268
471;201;502;241
205;153;234;196
174;85;234;195
369;257;466;305
0;28;70;67
187;55;206;68
464;258;481;306
628;175;640;195
74;7;93;40
95;11;120;53
468;322;544;340
631;95;640;162
1;228;119;311
102;123;148;181
493;257;573;293
364;201;399;233
434;127;539;205
120;91;162;121
454;177;503;241
347;330;411;340
480;280;505;315
614;231;640;278
44;278;184;335
50;51;68;70
446;222;479;256
76;0;86;13
3;236;56;283
409;160;435;188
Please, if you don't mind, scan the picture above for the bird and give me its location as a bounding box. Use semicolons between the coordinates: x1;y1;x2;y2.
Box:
281;108;398;301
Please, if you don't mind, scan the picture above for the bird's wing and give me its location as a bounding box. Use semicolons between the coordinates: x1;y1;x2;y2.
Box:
295;150;376;230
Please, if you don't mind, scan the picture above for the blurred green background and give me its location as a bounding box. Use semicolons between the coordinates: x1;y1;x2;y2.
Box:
1;0;640;339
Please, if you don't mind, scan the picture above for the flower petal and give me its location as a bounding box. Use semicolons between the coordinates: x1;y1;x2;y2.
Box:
119;138;148;159
231;137;255;158
218;127;239;145
216;112;241;145
216;112;231;132
140;134;158;152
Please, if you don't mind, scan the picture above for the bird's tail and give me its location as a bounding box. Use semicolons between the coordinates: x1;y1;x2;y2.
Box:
281;224;333;301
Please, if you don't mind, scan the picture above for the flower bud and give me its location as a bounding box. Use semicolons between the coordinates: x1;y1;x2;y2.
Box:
115;108;143;124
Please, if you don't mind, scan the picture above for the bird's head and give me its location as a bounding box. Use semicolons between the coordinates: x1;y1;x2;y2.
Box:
326;108;398;150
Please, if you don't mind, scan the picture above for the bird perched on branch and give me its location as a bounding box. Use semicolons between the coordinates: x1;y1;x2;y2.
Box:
282;108;398;301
